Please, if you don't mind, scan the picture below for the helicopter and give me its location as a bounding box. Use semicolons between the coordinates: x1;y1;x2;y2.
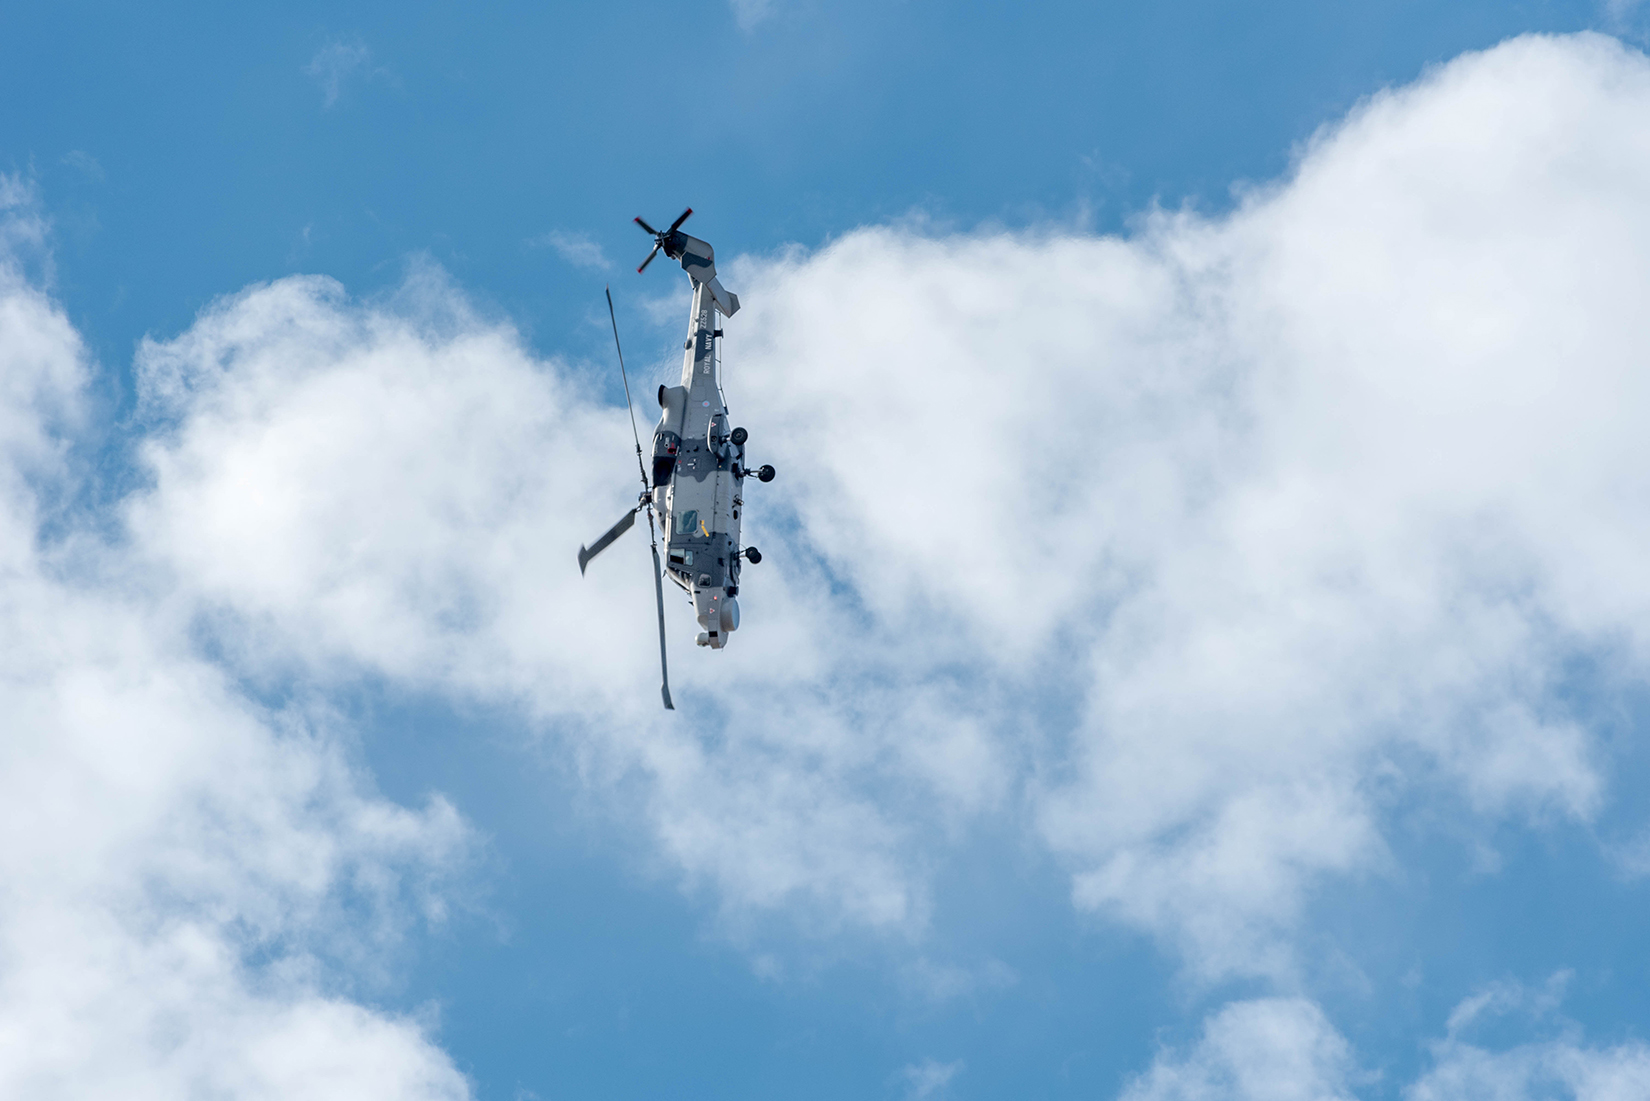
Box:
577;209;775;710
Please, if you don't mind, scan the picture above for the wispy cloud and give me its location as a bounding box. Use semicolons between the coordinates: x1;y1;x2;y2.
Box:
1122;1000;1358;1101
1602;0;1646;28
899;957;1016;1004
60;150;104;181
900;1059;962;1100
286;222;319;265
0;174;54;286
527;229;612;271
306;38;374;108
1137;989;1650;1101
1414;978;1650;1100
728;0;776;29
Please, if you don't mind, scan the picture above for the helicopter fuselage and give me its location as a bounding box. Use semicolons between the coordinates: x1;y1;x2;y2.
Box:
651;277;746;649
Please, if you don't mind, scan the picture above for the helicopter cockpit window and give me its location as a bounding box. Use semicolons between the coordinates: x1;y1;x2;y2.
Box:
679;510;698;536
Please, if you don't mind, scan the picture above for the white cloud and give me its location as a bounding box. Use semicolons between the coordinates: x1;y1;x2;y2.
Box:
1410;1038;1650;1101
10;27;1650;1087
899;955;1017;1003
0;175;52;287
60;150;104;181
728;0;775;30
1605;827;1650;879
1443;972;1572;1037
306;39;374;109
1602;0;1646;30
123;261;963;936
1410;977;1650;1101
529;229;612;272
744;31;1650;975
80;31;1650;989
0;183;471;1095
1131;987;1650;1101
1121;998;1358;1101
900;1057;963;1099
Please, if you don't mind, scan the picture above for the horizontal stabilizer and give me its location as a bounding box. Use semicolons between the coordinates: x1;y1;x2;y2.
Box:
707;277;740;317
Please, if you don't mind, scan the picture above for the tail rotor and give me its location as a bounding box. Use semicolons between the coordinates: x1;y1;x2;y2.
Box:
634;208;692;273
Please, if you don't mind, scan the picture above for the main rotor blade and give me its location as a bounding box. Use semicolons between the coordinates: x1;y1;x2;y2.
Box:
668;207;693;233
634;216;658;235
605;286;650;492
651;540;675;710
577;507;637;575
637;244;659;273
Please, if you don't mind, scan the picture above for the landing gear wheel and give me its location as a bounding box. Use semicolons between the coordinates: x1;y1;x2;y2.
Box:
758;464;776;483
730;426;748;445
744;547;762;564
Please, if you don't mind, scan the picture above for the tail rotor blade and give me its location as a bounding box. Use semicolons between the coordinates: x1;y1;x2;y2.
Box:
651;540;675;710
637;244;660;273
667;207;692;233
577;507;638;574
634;216;658;235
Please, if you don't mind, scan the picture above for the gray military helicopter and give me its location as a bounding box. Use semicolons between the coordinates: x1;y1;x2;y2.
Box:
577;209;774;710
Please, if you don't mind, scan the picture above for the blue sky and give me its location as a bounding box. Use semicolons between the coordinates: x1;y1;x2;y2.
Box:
7;4;1650;1101
5;0;1614;379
